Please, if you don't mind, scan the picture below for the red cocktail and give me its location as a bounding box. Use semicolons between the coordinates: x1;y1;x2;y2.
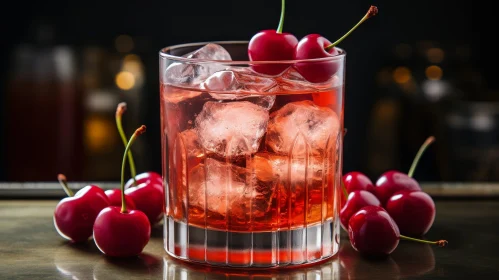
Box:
160;42;345;268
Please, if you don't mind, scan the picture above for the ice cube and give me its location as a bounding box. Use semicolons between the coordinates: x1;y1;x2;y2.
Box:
163;43;231;88
278;68;341;92
266;100;340;155
203;68;277;93
252;152;336;224
202;68;277;110
187;158;276;219
195;101;269;157
253;153;332;191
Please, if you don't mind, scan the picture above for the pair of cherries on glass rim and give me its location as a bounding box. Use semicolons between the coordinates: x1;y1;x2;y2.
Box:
248;0;378;82
340;136;448;256
53;103;163;257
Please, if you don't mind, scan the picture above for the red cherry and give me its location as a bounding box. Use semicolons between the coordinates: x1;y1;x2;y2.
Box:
294;6;378;83
93;207;150;257
341;171;374;208
348;206;448;257
293;34;339;83
248;0;298;75
125;181;164;225
343;172;375;194
374;136;436;205
125;173;164;224
374;171;421;205
105;189;136;210
53;174;109;242
340;190;381;230
348;206;400;256
248;30;298;75
385;191;436;236
93;125;151;257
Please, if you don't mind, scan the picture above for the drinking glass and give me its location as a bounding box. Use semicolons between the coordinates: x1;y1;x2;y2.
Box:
160;41;345;268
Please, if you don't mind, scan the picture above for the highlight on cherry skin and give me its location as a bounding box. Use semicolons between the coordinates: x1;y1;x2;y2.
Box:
53;174;109;243
124;171;162;190
93;125;151;257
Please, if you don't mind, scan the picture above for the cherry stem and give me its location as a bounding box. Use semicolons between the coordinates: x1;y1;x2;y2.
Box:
116;102;137;185
277;0;285;33
400;235;448;247
57;174;74;197
325;5;378;51
121;125;146;213
408;136;436;178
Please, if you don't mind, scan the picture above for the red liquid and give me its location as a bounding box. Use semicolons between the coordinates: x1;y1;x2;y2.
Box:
161;82;343;232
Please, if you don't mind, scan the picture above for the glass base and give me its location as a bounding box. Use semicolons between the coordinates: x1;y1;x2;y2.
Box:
163;215;340;268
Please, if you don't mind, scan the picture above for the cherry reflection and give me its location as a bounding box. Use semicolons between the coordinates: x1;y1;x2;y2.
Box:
338;243;401;280
391;243;435;277
92;253;162;280
338;240;437;279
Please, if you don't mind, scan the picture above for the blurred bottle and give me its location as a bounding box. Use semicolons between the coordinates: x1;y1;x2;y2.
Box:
5;24;84;181
81;47;122;181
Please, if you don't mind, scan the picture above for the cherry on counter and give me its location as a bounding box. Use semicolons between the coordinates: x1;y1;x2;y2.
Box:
53;174;109;242
93;125;151;257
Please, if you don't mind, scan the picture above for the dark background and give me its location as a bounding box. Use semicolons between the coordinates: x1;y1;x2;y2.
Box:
1;0;498;182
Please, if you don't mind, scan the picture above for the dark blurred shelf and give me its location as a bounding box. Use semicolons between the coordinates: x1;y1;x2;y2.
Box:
421;182;499;197
0;182;118;198
1;182;498;198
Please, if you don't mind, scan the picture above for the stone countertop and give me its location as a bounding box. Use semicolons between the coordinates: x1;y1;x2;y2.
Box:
1;198;499;279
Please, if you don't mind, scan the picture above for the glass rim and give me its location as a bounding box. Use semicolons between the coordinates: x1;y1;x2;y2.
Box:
159;41;346;64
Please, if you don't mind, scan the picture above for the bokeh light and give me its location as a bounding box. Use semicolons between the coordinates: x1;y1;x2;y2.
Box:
393;67;411;84
115;71;135;90
85;117;115;152
425;65;443;80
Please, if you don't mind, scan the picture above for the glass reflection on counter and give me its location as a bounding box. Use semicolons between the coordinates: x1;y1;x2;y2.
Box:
163;257;340;280
51;240;439;279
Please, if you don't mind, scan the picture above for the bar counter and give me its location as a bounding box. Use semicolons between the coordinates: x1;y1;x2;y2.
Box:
1;183;499;279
